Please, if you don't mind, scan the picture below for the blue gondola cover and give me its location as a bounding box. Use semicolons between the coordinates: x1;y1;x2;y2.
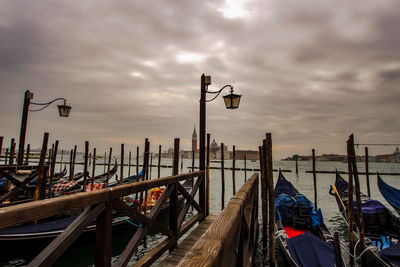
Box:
287;231;336;267
378;242;400;267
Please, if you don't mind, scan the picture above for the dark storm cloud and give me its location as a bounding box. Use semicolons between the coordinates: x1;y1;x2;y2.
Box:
1;0;400;158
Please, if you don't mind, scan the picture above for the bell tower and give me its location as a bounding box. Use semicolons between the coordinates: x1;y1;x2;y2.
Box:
192;125;197;152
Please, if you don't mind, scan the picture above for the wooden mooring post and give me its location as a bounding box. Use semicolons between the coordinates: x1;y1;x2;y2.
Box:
48;140;58;198
265;133;276;266
158;145;161;178
91;148;96;191
221;142;225;211
348;135;365;255
83;141;89;191
347;137;355;267
25;144;30;165
128;151;132;177
0;136;3;161
72;145;77;180
365;147;371;198
120;143;124;185
206;133;210;216
244;154;247;183
9;138;15;165
34;132;49;201
259;144;268;247
232;145;236;195
106;147;112;186
312;149;317;209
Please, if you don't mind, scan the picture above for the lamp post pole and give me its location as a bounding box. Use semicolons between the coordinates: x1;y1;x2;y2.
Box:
199;74;206;219
17;90;33;165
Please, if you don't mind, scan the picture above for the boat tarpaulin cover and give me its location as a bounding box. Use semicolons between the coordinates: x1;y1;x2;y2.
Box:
0;216;76;235
287;231;336;267
378;242;400;267
378;175;400;212
275;176;296;198
351;199;386;215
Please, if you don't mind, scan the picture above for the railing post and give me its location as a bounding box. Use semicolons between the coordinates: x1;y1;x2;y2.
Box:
170;138;179;252
95;196;113;267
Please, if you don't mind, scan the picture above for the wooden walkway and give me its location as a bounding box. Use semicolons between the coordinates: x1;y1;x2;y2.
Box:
159;214;218;266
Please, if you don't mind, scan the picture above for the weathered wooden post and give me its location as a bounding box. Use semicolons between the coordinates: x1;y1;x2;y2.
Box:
4;148;9;164
158;145;161;178
221;142;225;211
142;139;150;211
71;145;77;179
191;150;195;173
91;148;96;191
9;138;15;165
347;139;355;267
83;141;89;191
295;155;299;175
34;132;49;201
266;133;276;266
128;151;132;177
136;146;140;200
106;147;112;186
365;147;371;198
48;140;59;198
150;153;153;178
89;152;92;167
206;133;210;215
120;144;124;185
349;135;365;253
103;151;106;173
333;232;344;267
0;137;3;162
25;144;30;165
312;149;318;209
69;149;73;180
170;138;180;252
259;144;268;247
181;154;183;172
232;145;236;195
244;154;247;182
59;149;64;172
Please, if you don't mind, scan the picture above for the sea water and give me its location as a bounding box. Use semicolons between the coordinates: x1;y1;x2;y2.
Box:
2;157;400;266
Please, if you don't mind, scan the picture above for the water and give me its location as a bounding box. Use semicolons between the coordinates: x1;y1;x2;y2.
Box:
2;157;400;266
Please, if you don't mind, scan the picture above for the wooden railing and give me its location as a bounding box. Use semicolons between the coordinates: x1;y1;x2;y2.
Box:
178;172;259;266
0;170;205;267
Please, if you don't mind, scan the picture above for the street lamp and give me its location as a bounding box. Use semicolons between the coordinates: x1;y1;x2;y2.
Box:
199;74;241;217
17;90;71;165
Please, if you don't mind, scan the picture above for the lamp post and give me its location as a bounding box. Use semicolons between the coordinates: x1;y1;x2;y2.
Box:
199;74;241;218
17;90;72;165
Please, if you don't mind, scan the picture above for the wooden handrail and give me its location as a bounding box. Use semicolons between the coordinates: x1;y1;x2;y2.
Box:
178;173;259;266
0;171;203;230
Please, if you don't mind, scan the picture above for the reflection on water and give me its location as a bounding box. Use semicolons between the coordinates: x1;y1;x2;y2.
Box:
2;158;400;266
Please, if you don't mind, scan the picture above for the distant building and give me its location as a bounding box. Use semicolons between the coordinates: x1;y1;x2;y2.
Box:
192;126;198;152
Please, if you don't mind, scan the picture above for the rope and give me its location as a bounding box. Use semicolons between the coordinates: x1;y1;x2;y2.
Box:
353;239;378;262
275;229;288;239
115;217;141;227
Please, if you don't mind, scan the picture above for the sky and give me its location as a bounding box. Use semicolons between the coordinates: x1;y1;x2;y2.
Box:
1;0;400;159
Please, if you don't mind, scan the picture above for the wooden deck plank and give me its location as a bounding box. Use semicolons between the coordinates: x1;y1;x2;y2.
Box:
159;214;218;267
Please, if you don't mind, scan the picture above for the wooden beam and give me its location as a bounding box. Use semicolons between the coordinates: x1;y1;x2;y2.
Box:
28;203;105;267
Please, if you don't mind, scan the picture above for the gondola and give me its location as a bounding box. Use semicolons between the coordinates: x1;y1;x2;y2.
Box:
275;170;342;267
53;161;118;195
329;171;400;266
378;174;400;215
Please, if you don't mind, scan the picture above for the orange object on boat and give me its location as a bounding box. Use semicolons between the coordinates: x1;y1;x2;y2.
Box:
141;188;165;210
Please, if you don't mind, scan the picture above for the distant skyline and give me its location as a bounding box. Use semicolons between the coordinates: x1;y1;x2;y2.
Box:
1;1;399;159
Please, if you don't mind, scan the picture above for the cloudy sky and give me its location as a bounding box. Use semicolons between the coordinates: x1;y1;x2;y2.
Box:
1;0;399;159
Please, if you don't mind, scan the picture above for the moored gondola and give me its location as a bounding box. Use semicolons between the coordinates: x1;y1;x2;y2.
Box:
378;174;400;216
329;171;400;266
275;170;343;267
